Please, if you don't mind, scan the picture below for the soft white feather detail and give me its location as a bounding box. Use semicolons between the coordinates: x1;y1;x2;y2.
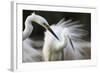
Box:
43;18;90;61
23;39;43;62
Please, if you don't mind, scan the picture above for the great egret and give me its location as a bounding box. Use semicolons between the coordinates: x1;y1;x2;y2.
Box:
43;18;91;61
22;12;59;62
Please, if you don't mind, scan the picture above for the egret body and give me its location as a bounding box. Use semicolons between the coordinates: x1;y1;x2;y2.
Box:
43;18;90;61
23;13;59;62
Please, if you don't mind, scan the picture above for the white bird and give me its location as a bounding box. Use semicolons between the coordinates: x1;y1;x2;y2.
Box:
43;18;91;61
22;12;59;62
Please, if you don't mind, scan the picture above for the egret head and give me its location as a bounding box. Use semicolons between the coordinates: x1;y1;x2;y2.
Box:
28;12;59;40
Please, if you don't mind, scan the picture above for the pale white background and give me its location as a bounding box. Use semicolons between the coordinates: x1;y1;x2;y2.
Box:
0;0;100;73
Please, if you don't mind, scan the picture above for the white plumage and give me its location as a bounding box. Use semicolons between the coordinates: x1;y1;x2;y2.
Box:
22;12;90;62
23;39;42;62
22;13;57;62
22;12;61;62
43;18;91;61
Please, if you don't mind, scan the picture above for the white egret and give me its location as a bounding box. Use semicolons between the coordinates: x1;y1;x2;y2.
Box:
43;18;91;61
23;12;59;62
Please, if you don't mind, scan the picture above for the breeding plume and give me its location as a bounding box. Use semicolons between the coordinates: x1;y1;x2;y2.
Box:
43;18;91;61
22;12;59;62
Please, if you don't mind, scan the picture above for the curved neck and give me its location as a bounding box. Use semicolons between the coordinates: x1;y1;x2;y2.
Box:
23;21;33;40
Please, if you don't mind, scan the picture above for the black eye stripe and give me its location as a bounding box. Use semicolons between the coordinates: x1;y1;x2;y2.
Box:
43;23;48;26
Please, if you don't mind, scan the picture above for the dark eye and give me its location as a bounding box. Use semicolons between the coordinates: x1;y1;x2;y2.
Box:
43;23;49;28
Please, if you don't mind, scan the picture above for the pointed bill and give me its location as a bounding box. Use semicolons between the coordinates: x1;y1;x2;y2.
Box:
43;23;59;40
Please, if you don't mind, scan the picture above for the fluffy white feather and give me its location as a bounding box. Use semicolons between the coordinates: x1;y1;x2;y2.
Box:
43;18;91;61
